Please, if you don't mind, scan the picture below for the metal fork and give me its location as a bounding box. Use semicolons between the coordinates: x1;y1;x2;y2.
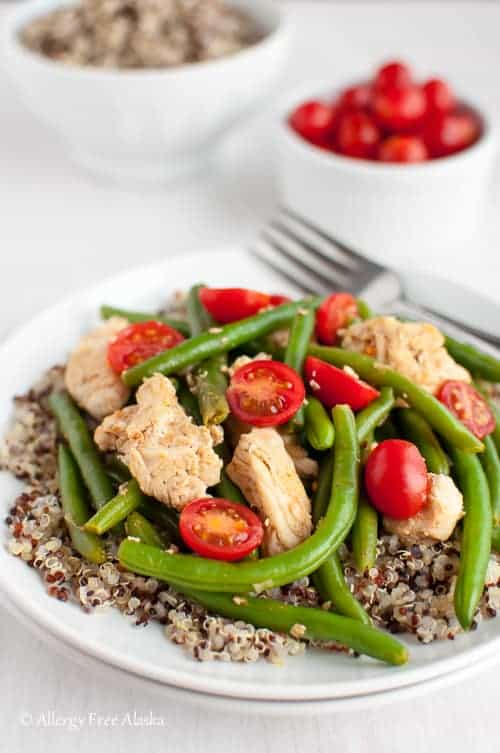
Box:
252;206;500;357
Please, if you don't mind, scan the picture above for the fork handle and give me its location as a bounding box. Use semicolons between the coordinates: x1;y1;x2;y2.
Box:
380;298;500;360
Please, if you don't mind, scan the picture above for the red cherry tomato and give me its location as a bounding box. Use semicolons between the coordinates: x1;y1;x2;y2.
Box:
423;79;455;114
337;83;372;112
374;61;412;91
336;112;380;159
107;321;184;374
373;85;427;132
316;293;359;345
199;288;272;324
289;100;337;147
304;356;379;411
227;360;305;427
424;108;481;157
437;381;495;439
378;135;429;163
179;498;263;561
364;440;428;519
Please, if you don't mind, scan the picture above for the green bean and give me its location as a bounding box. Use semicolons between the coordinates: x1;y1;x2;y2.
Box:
396;408;450;475
176;380;202;424
492;526;500;553
193;354;229;425
48;391;114;509
137;498;180;546
355;387;395;445
305;397;335;451
125;511;166;548
449;447;492;630
474;382;500;455
57;445;106;564
100;305;190;337
480;435;500;526
313;552;371;625
356;299;373;320
214;470;246;505
375;416;399;442
123;298;322;386
186;283;213;336
312;452;335;524
180;588;408;665
284;307;316;428
308;344;483;453
105;456;131;485
445;336;500;383
84;479;143;535
118;405;359;593
351;496;378;574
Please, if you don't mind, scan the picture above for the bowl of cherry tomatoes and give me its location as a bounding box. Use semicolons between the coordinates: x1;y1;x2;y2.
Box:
278;60;496;272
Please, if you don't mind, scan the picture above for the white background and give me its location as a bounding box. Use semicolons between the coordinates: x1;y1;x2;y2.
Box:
1;2;500;751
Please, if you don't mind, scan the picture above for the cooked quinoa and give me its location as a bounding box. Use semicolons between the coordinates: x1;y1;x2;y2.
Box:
2;368;500;664
20;0;263;70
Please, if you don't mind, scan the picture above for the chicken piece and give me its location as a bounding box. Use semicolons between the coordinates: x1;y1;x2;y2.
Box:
227;428;312;555
341;316;470;395
94;374;222;510
64;317;130;420
384;473;464;542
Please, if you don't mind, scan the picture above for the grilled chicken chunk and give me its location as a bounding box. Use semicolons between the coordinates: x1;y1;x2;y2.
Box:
384;473;464;542
227;428;312;555
342;316;470;395
65;317;130;420
94;374;222;510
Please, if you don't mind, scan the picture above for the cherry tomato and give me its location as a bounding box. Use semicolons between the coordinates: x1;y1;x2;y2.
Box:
372;85;427;132
108;321;184;374
374;61;412;91
227;360;305;427
424;108;481;157
364;439;428;519
423;78;455;114
336;112;380;159
179;498;263;561
337;83;372;111
289;100;337;147
378;135;428;163
304;356;379;411
199;287;272;324
437;381;495;439
316;293;359;345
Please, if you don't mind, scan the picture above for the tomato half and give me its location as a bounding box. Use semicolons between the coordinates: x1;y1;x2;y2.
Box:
315;293;359;345
199;288;289;324
179;498;263;561
437;380;495;440
304;356;379;411
365;440;428;519
226;360;305;427
107;321;184;374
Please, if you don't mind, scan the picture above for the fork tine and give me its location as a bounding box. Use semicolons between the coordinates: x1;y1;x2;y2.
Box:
270;218;354;279
262;225;352;290
251;240;332;297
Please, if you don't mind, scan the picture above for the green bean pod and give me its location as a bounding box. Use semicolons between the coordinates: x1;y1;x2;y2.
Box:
449;447;492;630
125;511;166;548
84;479;143;535
176;380;202;424
480;435;500;526
492;526;500;553
123;298;322;386
284;307;316;428
186;284;213;337
312;452;335;524
48;391;114;509
351;496;378;574
355;387;395;445
445;336;500;383
396;408;450;475
474;382;500;455
105;456;131;485
118;405;359;593
137;498;180;546
375;415;399;442
214;470;246;505
180;588;408;666
57;445;107;564
313;552;371;625
308;344;483;453
100;305;190;337
305;397;335;451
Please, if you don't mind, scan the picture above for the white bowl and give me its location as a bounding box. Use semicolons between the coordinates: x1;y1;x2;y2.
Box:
277;84;497;275
3;0;290;183
1;246;500;709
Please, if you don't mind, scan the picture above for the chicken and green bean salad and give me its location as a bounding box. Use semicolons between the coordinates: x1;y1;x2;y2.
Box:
2;285;500;667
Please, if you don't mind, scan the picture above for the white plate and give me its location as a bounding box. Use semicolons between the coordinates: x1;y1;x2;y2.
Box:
1;246;499;705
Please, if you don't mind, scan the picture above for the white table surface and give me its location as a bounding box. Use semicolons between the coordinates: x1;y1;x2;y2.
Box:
1;2;500;751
